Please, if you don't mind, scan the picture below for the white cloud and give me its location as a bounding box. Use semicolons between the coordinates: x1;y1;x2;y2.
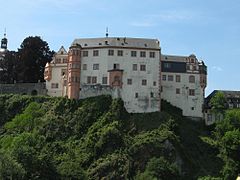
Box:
147;10;194;22
130;10;196;28
130;22;155;27
212;66;223;71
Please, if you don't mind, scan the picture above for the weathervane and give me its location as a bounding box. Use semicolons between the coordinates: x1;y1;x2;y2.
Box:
106;27;109;38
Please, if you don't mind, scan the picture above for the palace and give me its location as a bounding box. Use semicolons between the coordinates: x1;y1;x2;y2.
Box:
44;37;207;118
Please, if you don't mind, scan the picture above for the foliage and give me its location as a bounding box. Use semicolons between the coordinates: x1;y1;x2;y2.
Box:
197;176;222;180
145;156;180;179
210;91;226;114
0;94;237;179
202;109;240;179
18;36;54;82
0;150;26;180
0;36;54;83
0;51;18;83
87;152;129;180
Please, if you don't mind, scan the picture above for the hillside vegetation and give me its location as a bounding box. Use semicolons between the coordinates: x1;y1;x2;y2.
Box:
0;94;238;179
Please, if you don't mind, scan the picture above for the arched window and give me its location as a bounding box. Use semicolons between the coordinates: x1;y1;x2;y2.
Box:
31;90;38;96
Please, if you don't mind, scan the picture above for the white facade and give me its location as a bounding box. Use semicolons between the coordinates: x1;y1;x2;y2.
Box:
44;37;207;118
161;54;207;118
45;46;68;97
45;37;161;113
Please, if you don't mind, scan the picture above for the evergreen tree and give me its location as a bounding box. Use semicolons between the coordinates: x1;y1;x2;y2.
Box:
18;36;54;82
0;51;18;83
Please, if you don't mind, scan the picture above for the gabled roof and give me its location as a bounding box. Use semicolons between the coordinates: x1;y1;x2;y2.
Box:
56;46;67;55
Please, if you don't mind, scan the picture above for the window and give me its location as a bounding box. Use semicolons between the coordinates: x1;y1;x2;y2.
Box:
61;69;67;76
127;79;132;85
142;79;147;86
72;63;80;69
176;88;180;94
135;93;138;98
189;89;195;96
200;76;206;84
55;58;61;63
83;51;88;57
102;77;108;84
140;51;146;57
168;75;173;81
87;76;91;84
193;66;197;71
63;58;68;63
113;63;120;69
131;51;137;57
51;83;58;88
83;64;87;70
153;81;157;86
150;92;154;98
93;50;99;56
162;75;166;81
114;76;120;81
63;80;67;86
164;63;171;68
93;64;99;70
149;52;155;58
207;114;212;122
189;75;195;83
176;75;181;82
117;50;123;56
187;65;190;70
92;76;97;84
75;77;80;83
140;65;146;71
108;49;114;56
132;64;137;71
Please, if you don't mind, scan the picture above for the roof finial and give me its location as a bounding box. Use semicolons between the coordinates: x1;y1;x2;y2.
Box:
4;28;6;38
106;27;109;38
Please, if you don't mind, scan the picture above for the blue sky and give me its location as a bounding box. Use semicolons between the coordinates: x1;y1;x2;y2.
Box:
1;0;240;95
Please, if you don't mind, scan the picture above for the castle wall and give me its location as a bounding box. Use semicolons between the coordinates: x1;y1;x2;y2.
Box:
0;83;47;95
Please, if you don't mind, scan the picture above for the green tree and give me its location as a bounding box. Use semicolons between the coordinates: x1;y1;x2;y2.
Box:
0;150;26;180
210;91;226;115
57;161;87;180
0;51;18;83
18;36;54;82
202;109;240;179
145;157;180;180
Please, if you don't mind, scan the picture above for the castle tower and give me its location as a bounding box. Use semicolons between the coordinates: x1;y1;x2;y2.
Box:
199;61;207;89
67;44;81;99
1;30;8;50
